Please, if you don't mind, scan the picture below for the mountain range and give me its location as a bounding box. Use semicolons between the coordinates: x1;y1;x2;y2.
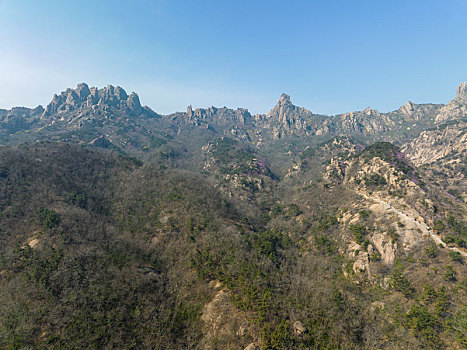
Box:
2;82;465;140
0;82;466;349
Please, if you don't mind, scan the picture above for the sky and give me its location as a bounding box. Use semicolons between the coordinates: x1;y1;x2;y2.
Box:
0;0;466;115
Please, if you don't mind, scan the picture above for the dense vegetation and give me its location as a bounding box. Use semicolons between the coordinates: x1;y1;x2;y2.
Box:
0;142;465;349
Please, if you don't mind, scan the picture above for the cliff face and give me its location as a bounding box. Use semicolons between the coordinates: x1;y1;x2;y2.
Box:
435;82;467;123
402;123;467;166
401;122;467;202
186;105;252;126
398;83;467;202
0;106;44;133
263;93;312;136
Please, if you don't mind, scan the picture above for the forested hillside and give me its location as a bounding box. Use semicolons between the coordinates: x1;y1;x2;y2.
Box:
0;82;466;349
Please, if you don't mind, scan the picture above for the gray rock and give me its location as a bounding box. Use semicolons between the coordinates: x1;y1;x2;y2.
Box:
126;92;142;113
293;320;307;335
76;83;91;100
456;81;467;103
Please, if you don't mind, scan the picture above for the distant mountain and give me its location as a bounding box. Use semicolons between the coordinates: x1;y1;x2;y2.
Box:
1;82;466;183
1;82;466;147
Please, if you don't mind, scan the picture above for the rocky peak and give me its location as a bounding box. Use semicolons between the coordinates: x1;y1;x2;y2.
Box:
398;101;415;115
277;93;292;106
76;83;91;100
187;105;193;117
184;105;251;126
268;93;292;114
455;81;467;103
267;93;311;121
362;107;380;116
97;85;128;106
262;93;313;138
126;92;142;112
42;83;145;118
435;81;467;123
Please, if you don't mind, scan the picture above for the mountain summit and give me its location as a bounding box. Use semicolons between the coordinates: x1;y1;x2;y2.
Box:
455;81;467;103
435;81;467;122
41;83;148;121
266;93;312;133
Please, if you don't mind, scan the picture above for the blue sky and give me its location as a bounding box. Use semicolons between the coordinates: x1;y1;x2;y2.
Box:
0;0;466;115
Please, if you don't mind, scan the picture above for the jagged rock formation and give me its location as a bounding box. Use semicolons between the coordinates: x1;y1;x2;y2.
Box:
186;105;252;125
399;84;467;202
261;93;312;138
402;123;467;166
184;105;254;141
0;106;44;134
330;107;392;134
395;101;442;121
41;83;156;124
0;81;466;170
319;141;467;285
435;82;467;123
402;121;467;202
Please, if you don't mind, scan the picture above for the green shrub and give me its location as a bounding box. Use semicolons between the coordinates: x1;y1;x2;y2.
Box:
369;251;381;261
444;265;457;282
363;174;387;187
316;214;338;231
388;228;399;244
449;251;463;263
424;243;439;258
35;207;60;230
420;284;437;304
443;235;466;248
404;305;440;345
451;307;467;347
349;224;367;244
390;272;415;297
262;320;293;349
250;230;290;262
287;204;303;217
314;235;337;255
358;209;369;219
433;286;450;317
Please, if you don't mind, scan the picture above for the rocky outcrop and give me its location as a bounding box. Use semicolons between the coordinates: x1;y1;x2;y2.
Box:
293;321;307;336
435;82;467;123
393;101;442;121
337;107;392;133
402;123;467;166
41;83;149;120
455;81;467;104
200;287;255;350
265;93;311;132
186;105;252;125
0;105;43;132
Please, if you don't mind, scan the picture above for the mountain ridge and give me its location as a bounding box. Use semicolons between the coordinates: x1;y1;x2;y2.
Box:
5;81;467;120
